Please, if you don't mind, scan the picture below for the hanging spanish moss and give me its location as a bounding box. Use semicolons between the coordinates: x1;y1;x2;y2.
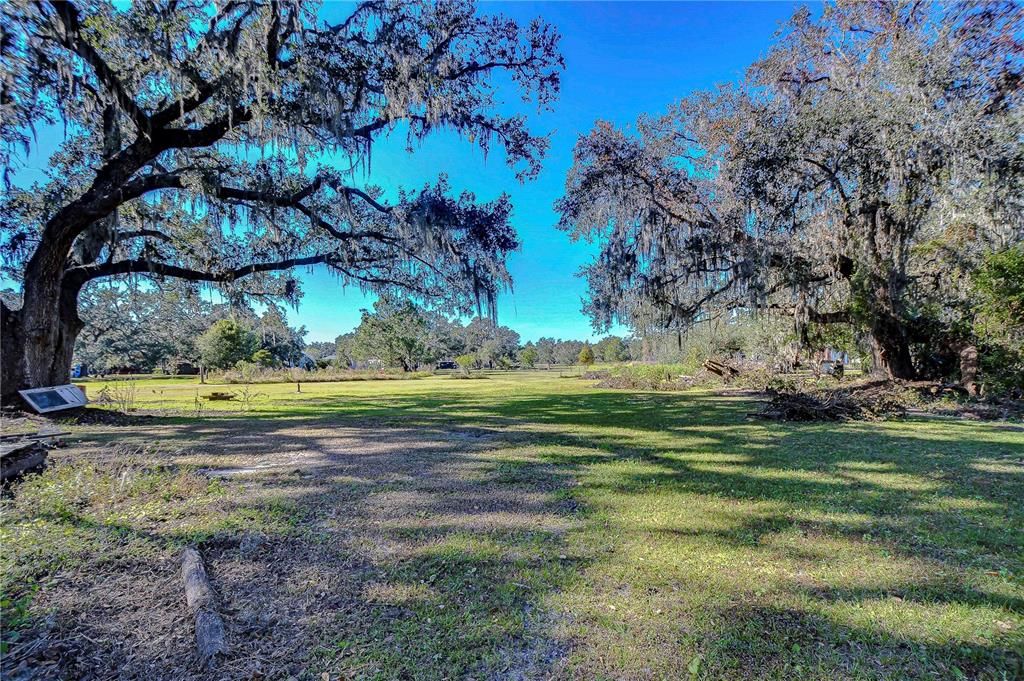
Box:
0;0;564;394
555;2;1023;379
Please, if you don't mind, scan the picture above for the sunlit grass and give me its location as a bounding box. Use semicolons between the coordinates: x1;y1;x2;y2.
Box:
11;372;1024;678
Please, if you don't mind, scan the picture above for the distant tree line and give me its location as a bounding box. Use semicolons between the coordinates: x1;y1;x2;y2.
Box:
68;282;306;374
332;296;634;371
62;286;636;375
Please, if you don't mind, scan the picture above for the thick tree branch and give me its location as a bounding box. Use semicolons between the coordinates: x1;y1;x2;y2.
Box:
113;229;174;244
157;106;254;149
70;253;335;285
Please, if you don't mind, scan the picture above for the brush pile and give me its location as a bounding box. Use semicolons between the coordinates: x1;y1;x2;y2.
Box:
757;383;910;421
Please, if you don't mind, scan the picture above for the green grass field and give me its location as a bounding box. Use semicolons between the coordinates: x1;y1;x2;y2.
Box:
3;372;1022;679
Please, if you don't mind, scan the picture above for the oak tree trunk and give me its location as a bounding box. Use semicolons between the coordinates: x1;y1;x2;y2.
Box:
959;345;979;395
1;254;86;404
868;311;916;380
860;264;916;381
1;302;26;403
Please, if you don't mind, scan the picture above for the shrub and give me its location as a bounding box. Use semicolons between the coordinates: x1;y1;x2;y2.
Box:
252;349;277;368
596;363;708;390
455;354;476;375
94;378;139;412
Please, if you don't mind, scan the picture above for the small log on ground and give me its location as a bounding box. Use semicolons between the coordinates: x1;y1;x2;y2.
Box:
0;430;70;442
1;441;48;482
181;547;227;665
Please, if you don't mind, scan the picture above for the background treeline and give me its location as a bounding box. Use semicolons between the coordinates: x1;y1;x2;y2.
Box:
62;283;305;374
45;240;1024;395
59;286;639;375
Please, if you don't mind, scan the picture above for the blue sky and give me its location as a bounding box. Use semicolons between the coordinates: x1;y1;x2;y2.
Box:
11;1;803;343
304;1;803;342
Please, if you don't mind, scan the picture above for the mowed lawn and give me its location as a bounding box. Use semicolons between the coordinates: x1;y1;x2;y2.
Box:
3;372;1022;680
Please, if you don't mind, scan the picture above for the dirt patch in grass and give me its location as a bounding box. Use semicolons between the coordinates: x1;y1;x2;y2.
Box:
1;418;580;680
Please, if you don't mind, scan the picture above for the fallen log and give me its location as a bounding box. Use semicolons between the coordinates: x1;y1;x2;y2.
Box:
703;359;741;381
181;547;227;665
1;441;48;482
0;430;70;442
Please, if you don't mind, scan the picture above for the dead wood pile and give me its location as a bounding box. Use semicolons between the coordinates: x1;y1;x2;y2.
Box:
703;359;740;381
756;383;910;422
202;392;235;401
1;440;49;482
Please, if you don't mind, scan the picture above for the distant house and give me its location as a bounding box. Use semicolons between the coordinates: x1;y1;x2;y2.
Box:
173;361;200;375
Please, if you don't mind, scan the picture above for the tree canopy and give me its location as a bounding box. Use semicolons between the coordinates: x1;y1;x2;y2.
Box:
348;296;432;371
74;284;211;372
338;297;523;371
557;1;1023;379
0;0;562;396
197;319;258;370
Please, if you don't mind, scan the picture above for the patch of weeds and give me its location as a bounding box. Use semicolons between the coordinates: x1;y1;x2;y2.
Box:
0;585;38;655
214;497;306;537
0;445;228;647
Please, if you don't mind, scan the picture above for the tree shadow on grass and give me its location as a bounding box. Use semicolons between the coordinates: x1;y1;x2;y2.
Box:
704;603;1022;680
6;413;589;680
39;385;1024;679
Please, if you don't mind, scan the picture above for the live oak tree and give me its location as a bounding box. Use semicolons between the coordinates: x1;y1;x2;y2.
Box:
594;335;628;363
75;286;306;373
345;296;522;371
197;319;258;371
553;339;584;366
74;284;212;372
461;316;519;368
0;0;562;399
557;1;1022;379
349;296;432;371
534;337;557;366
